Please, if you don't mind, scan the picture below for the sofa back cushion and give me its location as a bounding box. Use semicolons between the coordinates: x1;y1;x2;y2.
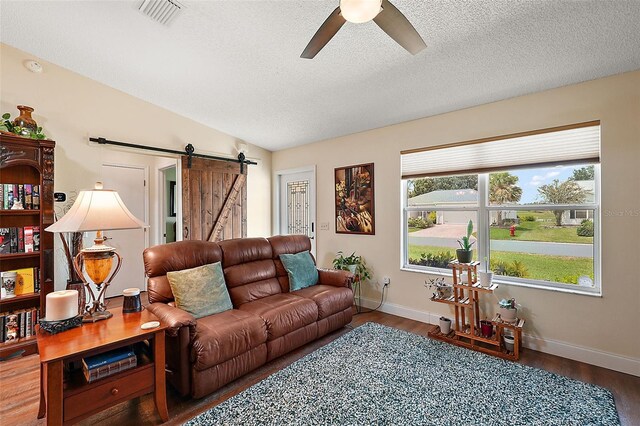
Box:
144;240;223;304
280;251;318;291
219;237;281;306
268;235;314;293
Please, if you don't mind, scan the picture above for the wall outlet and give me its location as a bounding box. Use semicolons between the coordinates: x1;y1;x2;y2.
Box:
319;222;330;231
383;276;391;286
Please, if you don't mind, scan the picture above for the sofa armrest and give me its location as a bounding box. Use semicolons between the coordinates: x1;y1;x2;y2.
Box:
147;303;197;338
317;268;354;289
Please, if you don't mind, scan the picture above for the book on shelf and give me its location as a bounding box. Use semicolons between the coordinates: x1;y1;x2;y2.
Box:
0;308;39;344
24;184;32;209
9;228;17;253
14;268;36;295
33;226;40;252
0;228;9;254
82;347;137;383
4;185;14;209
24;227;34;253
1;183;40;210
83;346;136;370
0;227;41;254
18;185;25;207
83;354;138;383
17;227;24;252
32;185;40;210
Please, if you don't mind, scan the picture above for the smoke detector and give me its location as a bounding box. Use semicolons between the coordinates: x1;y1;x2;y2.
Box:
24;60;43;73
138;0;184;26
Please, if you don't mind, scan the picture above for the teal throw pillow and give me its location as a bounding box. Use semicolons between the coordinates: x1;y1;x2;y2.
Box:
280;251;319;291
166;261;233;319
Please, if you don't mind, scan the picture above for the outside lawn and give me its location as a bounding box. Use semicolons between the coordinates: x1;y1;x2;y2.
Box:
490;210;593;244
409;211;593;244
408;244;593;284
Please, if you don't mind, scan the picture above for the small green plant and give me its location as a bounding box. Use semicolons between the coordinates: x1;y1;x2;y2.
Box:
425;277;452;299
577;219;594;237
491;259;529;278
428;211;437;224
457;220;475;251
0;112;47;140
518;214;535;222
409;251;454;268
555;273;594;285
407;216;433;229
332;251;372;282
499;298;518;309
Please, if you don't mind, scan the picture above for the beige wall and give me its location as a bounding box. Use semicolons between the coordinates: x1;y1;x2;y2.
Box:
1;44;272;289
273;70;640;369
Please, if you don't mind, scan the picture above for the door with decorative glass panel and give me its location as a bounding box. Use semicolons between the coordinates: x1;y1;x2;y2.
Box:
279;170;316;256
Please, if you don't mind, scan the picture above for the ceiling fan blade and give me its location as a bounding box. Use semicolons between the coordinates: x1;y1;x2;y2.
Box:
373;0;426;55
301;7;346;59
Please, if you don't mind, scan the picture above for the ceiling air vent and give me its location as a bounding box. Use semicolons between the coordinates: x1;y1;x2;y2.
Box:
138;0;184;26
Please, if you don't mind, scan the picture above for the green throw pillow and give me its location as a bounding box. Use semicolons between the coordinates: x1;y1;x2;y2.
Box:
280;251;318;291
166;261;233;319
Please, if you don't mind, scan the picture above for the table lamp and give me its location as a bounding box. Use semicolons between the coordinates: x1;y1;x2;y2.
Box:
46;182;146;322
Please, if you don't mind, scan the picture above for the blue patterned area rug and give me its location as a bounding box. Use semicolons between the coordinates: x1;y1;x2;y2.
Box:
185;322;619;426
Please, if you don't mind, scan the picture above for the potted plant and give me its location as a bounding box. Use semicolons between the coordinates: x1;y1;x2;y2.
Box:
438;316;452;335
478;256;493;287
503;334;515;352
332;251;372;284
456;219;475;263
498;298;519;323
425;277;453;300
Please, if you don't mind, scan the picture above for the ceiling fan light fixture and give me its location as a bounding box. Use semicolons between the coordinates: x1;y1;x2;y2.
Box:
340;0;382;24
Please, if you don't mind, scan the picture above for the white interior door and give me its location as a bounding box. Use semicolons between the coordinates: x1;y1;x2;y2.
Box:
101;164;148;297
279;170;316;255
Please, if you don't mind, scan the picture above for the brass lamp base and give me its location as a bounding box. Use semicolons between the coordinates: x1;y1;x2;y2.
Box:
73;236;123;322
83;310;113;323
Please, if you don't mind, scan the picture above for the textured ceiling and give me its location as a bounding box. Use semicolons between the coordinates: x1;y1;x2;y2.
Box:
2;1;640;151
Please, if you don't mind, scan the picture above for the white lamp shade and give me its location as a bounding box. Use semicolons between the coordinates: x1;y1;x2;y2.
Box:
45;189;146;233
340;0;382;23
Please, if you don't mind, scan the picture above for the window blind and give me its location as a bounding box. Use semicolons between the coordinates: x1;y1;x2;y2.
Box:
401;121;600;179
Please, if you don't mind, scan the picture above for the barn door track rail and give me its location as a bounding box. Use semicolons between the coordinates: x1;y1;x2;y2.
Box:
89;137;257;170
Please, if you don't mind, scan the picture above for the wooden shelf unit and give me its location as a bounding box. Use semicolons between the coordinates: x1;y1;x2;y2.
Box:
428;260;525;361
0;133;55;360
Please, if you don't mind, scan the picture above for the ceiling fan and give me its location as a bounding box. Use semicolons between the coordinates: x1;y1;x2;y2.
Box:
301;0;426;59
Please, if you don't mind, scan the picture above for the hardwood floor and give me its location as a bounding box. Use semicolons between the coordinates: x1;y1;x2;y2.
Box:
1;300;638;426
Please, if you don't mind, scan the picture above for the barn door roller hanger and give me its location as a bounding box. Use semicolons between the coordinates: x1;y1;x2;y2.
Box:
89;137;257;171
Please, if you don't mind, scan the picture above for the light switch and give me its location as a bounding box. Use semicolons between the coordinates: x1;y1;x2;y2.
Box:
319;222;330;231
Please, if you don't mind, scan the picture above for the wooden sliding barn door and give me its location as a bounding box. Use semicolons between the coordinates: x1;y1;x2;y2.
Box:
181;156;247;241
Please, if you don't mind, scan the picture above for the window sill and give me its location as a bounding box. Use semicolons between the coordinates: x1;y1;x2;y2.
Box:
400;266;602;297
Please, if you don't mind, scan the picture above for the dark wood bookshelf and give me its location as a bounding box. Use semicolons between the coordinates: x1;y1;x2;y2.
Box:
0;209;41;215
0;252;40;260
0;133;55;361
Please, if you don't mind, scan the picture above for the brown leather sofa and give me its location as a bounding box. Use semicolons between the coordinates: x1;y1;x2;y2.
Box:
143;235;353;398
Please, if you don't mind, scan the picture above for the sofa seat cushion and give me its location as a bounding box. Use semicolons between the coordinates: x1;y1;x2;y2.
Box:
239;293;318;340
191;309;267;371
292;285;353;320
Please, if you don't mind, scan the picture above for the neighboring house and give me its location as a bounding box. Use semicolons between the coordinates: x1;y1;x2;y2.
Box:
564;180;595;225
408;189;516;225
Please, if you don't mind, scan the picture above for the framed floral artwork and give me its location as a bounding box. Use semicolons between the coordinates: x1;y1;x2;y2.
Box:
335;163;375;235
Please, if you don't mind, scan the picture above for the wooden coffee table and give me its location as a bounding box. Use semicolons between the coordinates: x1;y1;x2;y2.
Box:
36;307;169;425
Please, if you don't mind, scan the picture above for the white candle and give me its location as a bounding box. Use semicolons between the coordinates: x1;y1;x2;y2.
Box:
46;290;79;321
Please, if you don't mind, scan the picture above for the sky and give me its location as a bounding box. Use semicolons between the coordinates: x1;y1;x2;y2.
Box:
511;165;580;204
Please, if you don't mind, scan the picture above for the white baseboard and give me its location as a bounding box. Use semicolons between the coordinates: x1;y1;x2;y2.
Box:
359;297;640;377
